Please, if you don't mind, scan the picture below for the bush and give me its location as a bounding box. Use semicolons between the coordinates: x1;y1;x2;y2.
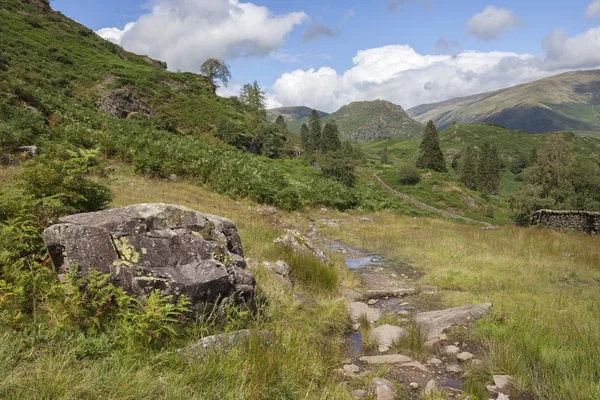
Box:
398;164;421;185
318;151;357;187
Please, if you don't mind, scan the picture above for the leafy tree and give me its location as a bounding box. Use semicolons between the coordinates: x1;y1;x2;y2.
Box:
318;151;357;187
321;120;342;153
306;109;322;153
300;123;309;150
199;58;231;92
239;81;267;128
416;120;446;172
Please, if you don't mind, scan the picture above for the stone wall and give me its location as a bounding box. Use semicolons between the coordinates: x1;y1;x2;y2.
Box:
531;210;600;235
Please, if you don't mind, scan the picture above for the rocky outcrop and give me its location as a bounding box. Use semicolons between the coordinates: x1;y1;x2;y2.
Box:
531;209;600;235
98;88;152;119
370;378;397;400
274;229;330;264
43;203;255;314
415;303;492;341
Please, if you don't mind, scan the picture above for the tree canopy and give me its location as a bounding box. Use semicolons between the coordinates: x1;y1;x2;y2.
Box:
416;120;446;172
199;58;231;91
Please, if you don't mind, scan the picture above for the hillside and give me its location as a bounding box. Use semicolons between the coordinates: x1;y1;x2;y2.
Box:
289;100;424;141
266;106;328;122
408;70;600;137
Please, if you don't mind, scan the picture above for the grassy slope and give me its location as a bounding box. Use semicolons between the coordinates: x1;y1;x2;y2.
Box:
288;100;424;141
360;124;600;222
407;70;600;136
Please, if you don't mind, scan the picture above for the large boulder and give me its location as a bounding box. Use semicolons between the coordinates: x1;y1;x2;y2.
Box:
98;88;152;119
43;203;255;314
274;229;330;264
415;303;492;340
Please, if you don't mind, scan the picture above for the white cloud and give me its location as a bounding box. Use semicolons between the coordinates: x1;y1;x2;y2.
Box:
270;27;600;112
96;22;135;44
96;0;307;71
343;9;355;20
586;0;600;18
467;5;520;41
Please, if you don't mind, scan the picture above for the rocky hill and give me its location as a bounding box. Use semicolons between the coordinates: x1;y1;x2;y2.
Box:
289;100;423;142
407;70;600;137
267;106;328;122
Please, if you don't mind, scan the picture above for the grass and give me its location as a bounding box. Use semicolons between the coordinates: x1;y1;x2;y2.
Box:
320;212;600;400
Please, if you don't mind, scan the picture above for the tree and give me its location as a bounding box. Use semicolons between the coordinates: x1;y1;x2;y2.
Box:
475;142;502;194
300;123;309;150
457;146;478;190
321;121;342;153
275;115;288;135
380;146;390;164
239;81;267;128
306;110;322;153
416;120;446;172
318;151;357;187
200;58;231;92
526;134;573;199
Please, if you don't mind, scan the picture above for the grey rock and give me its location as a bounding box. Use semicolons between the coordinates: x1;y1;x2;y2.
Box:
370;324;406;350
347;302;381;324
367;299;378;305
98;88;152;119
446;364;462;373
351;389;368;398
360;217;373;223
493;375;513;393
409;382;419;389
274;229;330;264
497;394;510;400
43;203;254;315
342;288;363;301
427;357;443;365
343;364;361;374
445;345;461;355
421;285;438;294
424;379;438;396
457;352;474;362
415;303;492;340
167;173;179;182
360;354;412;365
263;260;292;278
179;329;273;359
370;378;397;400
16;145;38;157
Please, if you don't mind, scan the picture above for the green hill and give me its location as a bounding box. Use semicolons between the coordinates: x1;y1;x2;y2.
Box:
266;106;328;122
288;100;424;142
407;70;600;137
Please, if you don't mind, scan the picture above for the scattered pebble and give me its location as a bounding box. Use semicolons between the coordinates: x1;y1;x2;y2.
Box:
351;389;368;399
446;364;462;373
427;357;443;365
343;364;360;374
445;345;461;355
409;382;419;389
457;352;474;362
367;299;378;305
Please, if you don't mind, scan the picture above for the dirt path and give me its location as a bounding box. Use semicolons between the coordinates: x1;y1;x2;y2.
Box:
373;172;492;227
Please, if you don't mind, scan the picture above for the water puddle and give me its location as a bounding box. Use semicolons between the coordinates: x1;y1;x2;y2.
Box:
346;331;364;359
344;255;386;270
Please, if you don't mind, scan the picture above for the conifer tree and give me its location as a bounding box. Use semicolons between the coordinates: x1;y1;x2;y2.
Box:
475;142;502;193
458;146;478;190
380;146;390;164
416;120;446;172
300;123;309;150
321;120;342;153
306;109;322;152
275;115;287;134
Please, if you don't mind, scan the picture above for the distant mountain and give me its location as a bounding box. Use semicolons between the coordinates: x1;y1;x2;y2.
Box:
288;100;423;142
407;70;600;137
267;106;328;123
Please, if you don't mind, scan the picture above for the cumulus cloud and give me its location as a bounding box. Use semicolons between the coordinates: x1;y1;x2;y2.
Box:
467;5;521;40
96;0;306;71
587;0;600;18
343;9;355;20
302;23;336;42
270;27;600;112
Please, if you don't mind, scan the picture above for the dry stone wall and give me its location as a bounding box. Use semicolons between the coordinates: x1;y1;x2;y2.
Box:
531;209;600;235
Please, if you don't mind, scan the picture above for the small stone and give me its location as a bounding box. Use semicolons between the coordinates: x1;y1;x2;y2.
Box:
457;352;474;362
427;357;443;365
497;394;510;400
424;379;438;396
397;310;410;316
360;217;373;223
409;382;419;389
399;302;410;307
351;389;368;399
370;378;397;400
367;299;378;305
493;375;513;393
378;345;390;353
360;354;412;365
421;285;438;294
343;364;360;374
471;359;483;366
370;324;406;349
445;345;461;355
347;302;382;324
446;364;462;373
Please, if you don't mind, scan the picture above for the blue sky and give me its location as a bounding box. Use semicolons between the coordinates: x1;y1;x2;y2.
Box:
53;0;600;111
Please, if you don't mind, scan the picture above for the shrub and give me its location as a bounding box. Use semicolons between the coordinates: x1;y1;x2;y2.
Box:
398;164;421;185
318;151;357;187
